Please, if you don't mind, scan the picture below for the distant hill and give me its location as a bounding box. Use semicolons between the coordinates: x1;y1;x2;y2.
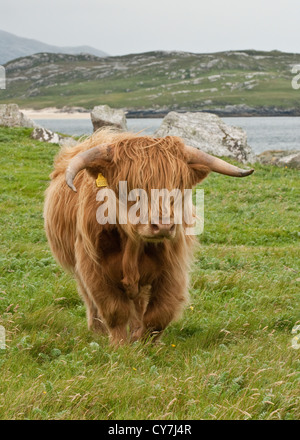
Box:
1;49;300;116
0;29;108;64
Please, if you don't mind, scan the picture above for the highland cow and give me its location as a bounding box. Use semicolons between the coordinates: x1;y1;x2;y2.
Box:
44;129;253;345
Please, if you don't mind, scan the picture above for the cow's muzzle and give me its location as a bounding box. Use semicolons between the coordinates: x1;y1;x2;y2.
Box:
143;222;176;241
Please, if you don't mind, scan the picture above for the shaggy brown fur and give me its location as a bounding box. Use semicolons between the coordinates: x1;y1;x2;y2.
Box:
44;129;210;345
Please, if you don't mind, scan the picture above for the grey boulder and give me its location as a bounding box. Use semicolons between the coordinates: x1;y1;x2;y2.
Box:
91;105;127;131
31;127;62;144
258;150;300;169
31;126;78;147
154;111;256;164
278;152;300;169
0;103;37;128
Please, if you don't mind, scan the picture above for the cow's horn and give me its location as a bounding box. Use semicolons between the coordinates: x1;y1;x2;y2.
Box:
65;145;112;192
185;145;254;177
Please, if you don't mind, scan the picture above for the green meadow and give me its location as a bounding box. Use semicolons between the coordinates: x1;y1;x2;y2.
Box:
0;127;299;420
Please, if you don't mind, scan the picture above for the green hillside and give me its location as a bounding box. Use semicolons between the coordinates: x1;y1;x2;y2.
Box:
1;50;300;115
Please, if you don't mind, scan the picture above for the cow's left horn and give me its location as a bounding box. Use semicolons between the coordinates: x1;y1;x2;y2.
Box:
65;145;112;192
185;145;254;177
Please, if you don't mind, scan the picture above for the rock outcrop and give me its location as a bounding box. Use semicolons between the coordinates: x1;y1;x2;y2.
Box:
154;111;256;164
31;127;62;143
0;103;37;128
31;126;78;146
258;150;300;169
91;105;127;131
58;136;78;148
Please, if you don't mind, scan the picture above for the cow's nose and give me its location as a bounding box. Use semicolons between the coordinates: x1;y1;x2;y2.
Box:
151;223;176;236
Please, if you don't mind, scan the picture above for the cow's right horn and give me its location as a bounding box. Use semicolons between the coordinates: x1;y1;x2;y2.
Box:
185;145;254;177
65;145;112;192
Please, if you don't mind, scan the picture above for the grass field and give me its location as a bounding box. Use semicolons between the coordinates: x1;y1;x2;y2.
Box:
0;127;299;420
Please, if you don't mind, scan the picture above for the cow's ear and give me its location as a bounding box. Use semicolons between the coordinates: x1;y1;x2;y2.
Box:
85;166;106;180
188;163;211;186
85;160;114;180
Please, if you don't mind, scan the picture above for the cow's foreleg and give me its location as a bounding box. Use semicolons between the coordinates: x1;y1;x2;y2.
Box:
84;281;131;345
75;275;107;334
97;286;132;345
75;243;131;346
130;284;151;342
121;239;141;299
141;274;189;342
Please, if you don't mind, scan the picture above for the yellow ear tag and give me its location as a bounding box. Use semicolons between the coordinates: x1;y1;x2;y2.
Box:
96;173;108;188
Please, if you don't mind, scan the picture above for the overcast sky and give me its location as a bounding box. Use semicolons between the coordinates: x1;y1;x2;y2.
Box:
0;0;299;55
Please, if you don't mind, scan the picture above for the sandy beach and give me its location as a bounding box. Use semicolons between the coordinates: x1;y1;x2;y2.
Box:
21;108;91;120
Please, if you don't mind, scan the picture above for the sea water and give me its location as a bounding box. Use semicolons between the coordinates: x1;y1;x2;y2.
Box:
33;117;300;154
